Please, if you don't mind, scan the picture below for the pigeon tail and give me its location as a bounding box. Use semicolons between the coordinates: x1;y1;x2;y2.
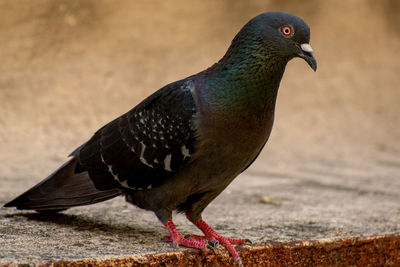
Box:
3;157;122;212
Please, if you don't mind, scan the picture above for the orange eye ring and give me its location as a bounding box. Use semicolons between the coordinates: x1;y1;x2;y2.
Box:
281;26;293;37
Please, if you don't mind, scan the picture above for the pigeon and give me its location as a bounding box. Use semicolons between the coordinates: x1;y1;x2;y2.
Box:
4;11;316;265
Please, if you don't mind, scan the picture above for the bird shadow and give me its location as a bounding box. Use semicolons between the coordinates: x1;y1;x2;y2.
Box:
5;211;161;238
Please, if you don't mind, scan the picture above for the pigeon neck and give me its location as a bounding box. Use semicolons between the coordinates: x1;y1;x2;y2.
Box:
201;49;288;115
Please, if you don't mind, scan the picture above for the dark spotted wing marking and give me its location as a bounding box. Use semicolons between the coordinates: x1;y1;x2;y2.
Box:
76;80;198;191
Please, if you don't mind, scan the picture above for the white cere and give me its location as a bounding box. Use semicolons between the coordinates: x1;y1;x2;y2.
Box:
300;43;313;53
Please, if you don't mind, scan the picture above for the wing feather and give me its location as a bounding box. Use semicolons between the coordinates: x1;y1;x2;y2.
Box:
77;79;198;190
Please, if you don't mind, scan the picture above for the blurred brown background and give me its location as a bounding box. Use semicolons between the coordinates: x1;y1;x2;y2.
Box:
1;0;400;263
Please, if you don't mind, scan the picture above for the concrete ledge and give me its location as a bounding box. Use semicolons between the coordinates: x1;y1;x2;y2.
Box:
4;233;396;266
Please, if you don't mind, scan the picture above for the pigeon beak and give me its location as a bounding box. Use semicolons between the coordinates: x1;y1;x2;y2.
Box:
298;43;317;71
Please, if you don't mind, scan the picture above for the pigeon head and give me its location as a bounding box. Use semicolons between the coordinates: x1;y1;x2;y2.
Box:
225;11;317;72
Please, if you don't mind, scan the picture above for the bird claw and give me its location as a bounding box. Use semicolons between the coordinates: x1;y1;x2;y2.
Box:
206;242;215;251
172;241;179;249
206;240;219;250
183;234;220;250
165;219;243;263
244;238;252;244
164;236;180;248
164;235;173;243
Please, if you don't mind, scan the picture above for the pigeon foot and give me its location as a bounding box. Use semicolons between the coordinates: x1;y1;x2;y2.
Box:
186;213;244;265
164;219;208;249
164;218;243;265
187;234;245;245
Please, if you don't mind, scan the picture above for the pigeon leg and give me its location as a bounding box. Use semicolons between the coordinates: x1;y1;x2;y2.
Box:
187;233;245;245
164;219;208;249
186;213;244;265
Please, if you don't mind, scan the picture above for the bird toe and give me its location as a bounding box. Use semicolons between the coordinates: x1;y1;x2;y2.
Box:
244;238;252;244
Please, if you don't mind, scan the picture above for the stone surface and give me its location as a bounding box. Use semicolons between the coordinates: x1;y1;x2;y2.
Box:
1;0;400;265
2;234;400;266
50;234;400;266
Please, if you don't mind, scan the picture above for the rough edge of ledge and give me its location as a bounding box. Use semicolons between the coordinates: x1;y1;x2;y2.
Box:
2;233;400;266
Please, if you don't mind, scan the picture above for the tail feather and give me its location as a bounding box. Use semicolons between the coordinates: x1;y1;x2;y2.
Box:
4;157;122;211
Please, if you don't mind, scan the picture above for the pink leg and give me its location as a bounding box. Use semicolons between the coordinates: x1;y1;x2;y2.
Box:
186;213;244;265
188;234;245;245
163;219;207;249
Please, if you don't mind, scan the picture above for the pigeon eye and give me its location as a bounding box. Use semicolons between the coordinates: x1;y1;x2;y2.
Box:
280;26;293;37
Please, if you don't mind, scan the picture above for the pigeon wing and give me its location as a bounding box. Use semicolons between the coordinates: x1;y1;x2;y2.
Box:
75;79;198;191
